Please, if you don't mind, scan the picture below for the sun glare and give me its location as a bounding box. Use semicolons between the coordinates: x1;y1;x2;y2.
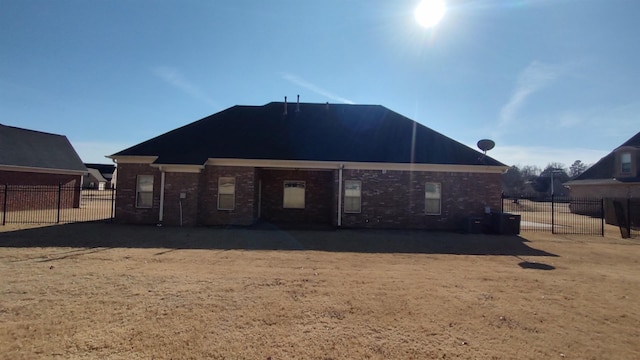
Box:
414;0;446;28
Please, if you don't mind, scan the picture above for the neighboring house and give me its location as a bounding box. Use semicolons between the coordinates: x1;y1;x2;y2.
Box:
564;131;640;219
108;102;508;229
564;131;640;199
0;124;87;210
83;163;116;190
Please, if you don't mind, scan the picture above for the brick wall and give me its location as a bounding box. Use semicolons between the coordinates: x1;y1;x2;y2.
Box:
340;169;502;230
0;170;82;210
568;184;640;219
113;163;503;230
259;169;334;224
114;164;161;224
569;184;640;199
199;166;256;226
163;172;199;226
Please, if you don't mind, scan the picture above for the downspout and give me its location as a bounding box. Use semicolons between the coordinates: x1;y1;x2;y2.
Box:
158;170;166;225
337;164;344;227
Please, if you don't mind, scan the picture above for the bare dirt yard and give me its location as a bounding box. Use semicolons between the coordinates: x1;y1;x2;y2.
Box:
0;223;638;359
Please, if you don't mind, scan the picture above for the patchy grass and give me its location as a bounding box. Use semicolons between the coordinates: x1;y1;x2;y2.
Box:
0;223;639;359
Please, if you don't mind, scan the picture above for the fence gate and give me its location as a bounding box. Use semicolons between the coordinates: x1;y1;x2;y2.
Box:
502;194;604;236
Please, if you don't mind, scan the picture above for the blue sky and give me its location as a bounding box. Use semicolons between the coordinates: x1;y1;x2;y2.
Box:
1;0;638;169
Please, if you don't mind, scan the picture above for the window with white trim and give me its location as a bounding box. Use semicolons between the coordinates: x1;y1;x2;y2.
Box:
136;175;154;208
425;182;441;215
283;181;305;209
621;152;631;174
344;180;361;213
218;177;236;210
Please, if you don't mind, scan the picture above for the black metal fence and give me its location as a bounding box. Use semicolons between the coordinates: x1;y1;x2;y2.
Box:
1;185;115;225
502;194;639;238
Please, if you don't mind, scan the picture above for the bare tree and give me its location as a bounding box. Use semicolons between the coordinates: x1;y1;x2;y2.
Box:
521;165;541;179
569;160;587;177
502;166;525;194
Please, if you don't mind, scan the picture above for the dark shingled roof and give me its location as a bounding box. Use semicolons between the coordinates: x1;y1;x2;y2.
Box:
572;131;640;181
112;102;505;167
84;163;115;179
0;124;87;173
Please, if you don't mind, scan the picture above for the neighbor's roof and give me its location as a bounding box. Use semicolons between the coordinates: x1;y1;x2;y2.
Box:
111;102;506;167
84;163;115;179
86;168;108;182
0;124;87;173
568;131;640;182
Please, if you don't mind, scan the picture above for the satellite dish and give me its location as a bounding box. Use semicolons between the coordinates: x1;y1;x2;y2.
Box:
477;139;495;154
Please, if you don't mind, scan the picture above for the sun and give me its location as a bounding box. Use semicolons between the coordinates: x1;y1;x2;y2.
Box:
414;0;446;28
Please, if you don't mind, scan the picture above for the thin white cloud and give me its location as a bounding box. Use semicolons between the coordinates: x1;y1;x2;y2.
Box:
498;61;562;129
281;73;355;104
152;66;219;108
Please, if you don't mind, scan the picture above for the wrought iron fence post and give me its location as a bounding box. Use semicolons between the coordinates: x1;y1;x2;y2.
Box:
628;196;632;238
601;198;605;237
110;187;116;221
2;184;7;226
551;194;555;234
56;183;62;224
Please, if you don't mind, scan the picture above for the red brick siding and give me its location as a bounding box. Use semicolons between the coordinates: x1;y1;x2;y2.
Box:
199;166;256;226
114;164;161;224
568;184;640;219
0;170;81;210
162;172;199;226
113;163;502;230
340;170;502;230
259;169;334;224
569;184;640;199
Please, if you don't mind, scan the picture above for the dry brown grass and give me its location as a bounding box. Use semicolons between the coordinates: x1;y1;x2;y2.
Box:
0;223;639;359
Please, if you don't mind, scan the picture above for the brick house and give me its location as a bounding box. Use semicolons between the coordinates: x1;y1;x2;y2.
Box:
108;102;507;229
83;163;116;190
564;131;640;218
0;124;87;210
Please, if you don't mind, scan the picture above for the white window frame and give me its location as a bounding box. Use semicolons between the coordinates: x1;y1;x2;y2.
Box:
344;180;362;213
621;152;632;174
425;182;441;215
283;181;305;209
136;175;154;208
217;177;236;210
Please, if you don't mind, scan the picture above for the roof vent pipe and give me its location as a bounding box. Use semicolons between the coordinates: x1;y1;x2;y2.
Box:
284;96;288;115
296;95;300;112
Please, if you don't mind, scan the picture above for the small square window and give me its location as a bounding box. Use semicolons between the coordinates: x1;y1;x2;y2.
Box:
136;175;154;208
344;180;361;213
284;181;305;209
218;177;236;210
425;182;441;215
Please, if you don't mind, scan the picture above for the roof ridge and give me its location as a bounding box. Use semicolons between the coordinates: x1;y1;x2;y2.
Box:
0;123;66;138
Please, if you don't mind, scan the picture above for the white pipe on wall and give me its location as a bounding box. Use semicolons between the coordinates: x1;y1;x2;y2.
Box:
158;171;166;224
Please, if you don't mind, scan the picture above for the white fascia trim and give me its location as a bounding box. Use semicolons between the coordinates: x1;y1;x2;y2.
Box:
205;158;508;174
0;164;87;176
151;164;204;173
107;156;158;164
